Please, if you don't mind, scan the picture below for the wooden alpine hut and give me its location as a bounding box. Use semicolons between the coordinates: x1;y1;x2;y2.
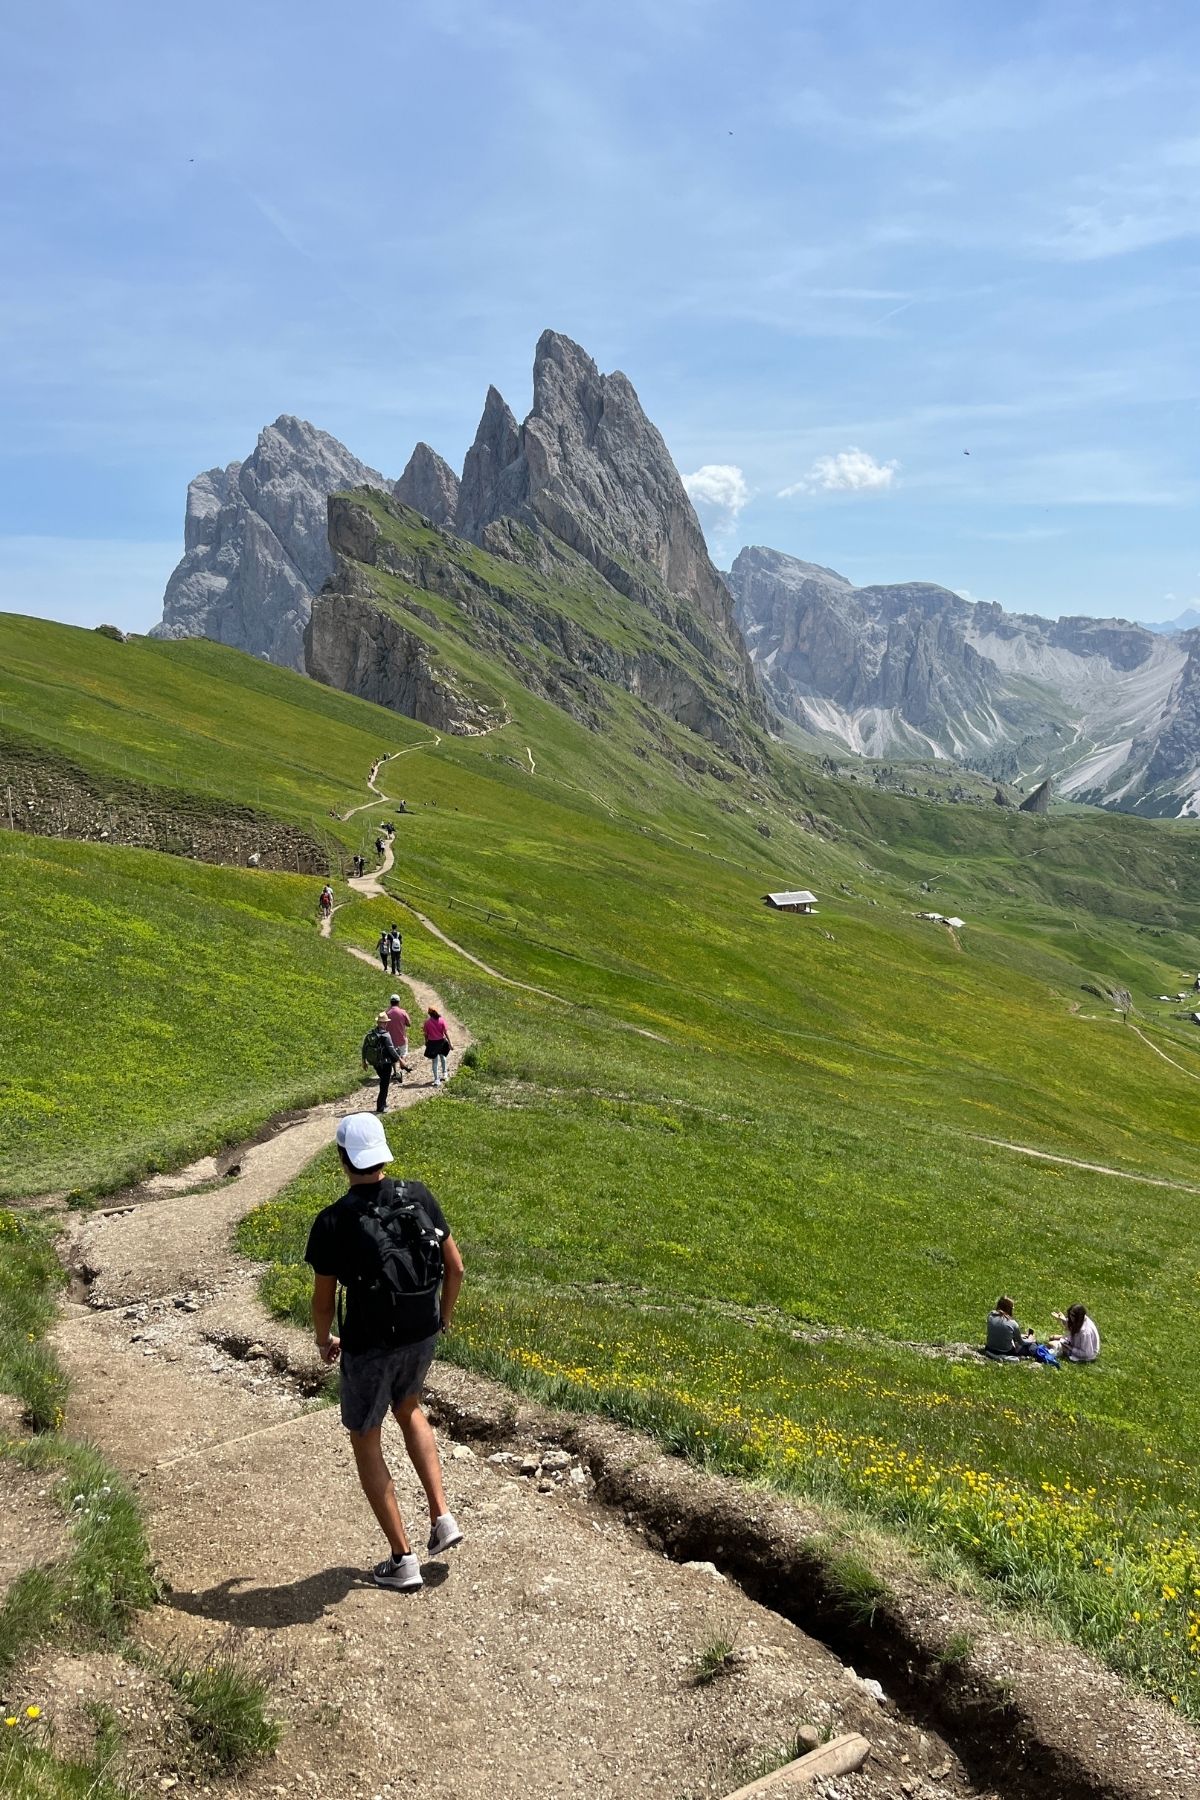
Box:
763;889;818;914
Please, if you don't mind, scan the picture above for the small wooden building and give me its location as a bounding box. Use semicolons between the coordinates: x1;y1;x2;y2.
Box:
763;889;818;914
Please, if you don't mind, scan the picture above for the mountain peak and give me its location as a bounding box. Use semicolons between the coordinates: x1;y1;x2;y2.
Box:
450;330;761;720
394;441;460;527
153;419;387;669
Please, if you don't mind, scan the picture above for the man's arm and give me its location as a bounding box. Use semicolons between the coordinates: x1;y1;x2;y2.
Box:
440;1236;464;1329
311;1273;340;1363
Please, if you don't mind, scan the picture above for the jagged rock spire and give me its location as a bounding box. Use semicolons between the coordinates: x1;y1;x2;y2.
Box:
394;442;460;526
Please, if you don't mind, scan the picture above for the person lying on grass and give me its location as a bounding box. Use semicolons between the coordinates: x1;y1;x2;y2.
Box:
307;1111;465;1592
985;1296;1037;1358
1049;1303;1101;1363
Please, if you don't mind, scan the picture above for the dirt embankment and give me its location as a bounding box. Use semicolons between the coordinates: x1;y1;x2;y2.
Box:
0;732;327;872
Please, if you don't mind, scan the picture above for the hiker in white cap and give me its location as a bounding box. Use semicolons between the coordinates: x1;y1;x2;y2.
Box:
306;1112;465;1591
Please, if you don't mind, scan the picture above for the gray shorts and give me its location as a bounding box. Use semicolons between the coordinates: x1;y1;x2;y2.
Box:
338;1335;438;1434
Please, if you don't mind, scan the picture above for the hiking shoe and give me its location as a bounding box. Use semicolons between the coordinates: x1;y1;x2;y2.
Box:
372;1552;422;1590
427;1513;463;1556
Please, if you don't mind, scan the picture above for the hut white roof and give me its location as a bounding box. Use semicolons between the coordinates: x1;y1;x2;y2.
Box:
764;890;818;906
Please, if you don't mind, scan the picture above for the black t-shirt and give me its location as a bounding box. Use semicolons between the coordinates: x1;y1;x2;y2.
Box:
304;1176;449;1352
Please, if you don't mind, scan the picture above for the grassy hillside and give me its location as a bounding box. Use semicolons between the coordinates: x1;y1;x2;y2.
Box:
0;833;387;1198
0;614;436;846
5;606;1200;1708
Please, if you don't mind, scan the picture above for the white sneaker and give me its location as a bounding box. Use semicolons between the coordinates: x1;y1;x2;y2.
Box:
373;1552;422;1590
427;1513;464;1556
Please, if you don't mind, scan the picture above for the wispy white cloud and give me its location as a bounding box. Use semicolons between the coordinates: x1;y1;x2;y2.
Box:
780;448;898;497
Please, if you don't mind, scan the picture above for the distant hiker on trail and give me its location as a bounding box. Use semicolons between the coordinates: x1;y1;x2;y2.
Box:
319;884;333;919
306;1112;465;1591
423;1006;452;1089
985;1296;1036;1358
375;835;385;858
1050;1304;1100;1363
388;926;403;975
353;854;364;878
376;929;391;973
386;995;412;1067
362;1012;402;1113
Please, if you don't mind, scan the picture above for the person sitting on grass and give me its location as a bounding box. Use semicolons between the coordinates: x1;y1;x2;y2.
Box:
985;1295;1036;1357
306;1112;465;1592
1050;1303;1100;1363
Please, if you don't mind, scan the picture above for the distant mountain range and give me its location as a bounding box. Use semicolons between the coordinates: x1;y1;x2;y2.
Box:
1148;607;1200;635
152;336;1200;819
726;547;1200;816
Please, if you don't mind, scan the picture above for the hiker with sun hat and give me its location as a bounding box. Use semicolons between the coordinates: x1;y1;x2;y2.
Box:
306;1112;465;1591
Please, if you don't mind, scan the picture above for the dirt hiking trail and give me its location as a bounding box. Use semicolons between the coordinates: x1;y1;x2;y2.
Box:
56;1033;996;1800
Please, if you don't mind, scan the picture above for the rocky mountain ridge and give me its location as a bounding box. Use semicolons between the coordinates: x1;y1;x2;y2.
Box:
152;342;1200;815
156;331;766;761
153;417;387;670
451;331;761;722
726;546;1200;817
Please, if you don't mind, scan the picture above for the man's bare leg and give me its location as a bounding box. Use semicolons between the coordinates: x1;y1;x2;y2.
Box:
349;1426;412;1554
394;1397;448;1524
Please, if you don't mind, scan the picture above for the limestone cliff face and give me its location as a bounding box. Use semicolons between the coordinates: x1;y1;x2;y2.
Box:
393;442;460;526
311;491;756;753
726;543;1200;813
153;417;386;670
454;331;763;725
305;503;505;736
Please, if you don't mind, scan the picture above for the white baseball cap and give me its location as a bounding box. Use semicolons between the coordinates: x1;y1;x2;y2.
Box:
336;1113;394;1170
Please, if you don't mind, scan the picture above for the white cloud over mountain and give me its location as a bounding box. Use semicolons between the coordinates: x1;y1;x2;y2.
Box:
682;463;749;514
780;448;898;497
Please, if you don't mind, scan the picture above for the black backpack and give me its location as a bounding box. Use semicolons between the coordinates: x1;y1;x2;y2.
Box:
364;1028;397;1074
338;1182;446;1343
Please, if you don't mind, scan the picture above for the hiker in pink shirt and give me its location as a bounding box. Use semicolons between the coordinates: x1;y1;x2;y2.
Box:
386;996;411;1067
423;1007;452;1089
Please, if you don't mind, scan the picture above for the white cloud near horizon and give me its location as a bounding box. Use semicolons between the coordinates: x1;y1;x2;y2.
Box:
780;448;898;497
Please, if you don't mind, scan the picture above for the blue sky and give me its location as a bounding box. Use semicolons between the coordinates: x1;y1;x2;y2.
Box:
2;0;1198;631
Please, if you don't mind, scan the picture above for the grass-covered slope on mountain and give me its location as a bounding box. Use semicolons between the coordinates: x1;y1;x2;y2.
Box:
308;489;772;762
0;613;434;841
6;607;1200;1705
0;834;386;1198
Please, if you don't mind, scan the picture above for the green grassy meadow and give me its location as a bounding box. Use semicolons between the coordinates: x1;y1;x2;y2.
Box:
0;833;388;1197
5;608;1200;1708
